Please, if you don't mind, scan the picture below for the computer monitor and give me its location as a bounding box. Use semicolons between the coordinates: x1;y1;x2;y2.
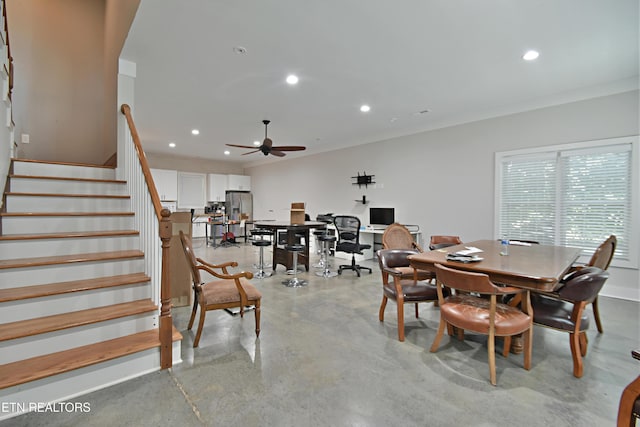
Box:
369;207;395;226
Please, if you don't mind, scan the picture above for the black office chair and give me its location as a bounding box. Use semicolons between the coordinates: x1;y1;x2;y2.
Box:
333;215;372;277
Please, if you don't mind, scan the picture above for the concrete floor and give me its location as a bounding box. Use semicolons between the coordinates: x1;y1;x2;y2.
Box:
5;239;639;426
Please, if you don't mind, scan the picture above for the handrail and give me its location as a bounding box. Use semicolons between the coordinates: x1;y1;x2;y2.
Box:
120;104;163;220
120;103;173;369
2;0;13;101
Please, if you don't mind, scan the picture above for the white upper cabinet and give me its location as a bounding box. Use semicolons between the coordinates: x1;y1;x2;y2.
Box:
227;174;251;191
207;174;228;202
150;168;178;201
177;172;206;209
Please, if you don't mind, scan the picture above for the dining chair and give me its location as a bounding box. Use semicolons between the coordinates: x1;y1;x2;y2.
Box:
617;349;640;427
524;267;609;378
578;235;616;333
429;235;463;250
430;263;533;385
377;249;439;341
382;223;424;252
180;230;261;347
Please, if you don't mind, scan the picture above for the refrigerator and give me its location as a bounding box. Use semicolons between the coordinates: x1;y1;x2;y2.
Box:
225;191;253;239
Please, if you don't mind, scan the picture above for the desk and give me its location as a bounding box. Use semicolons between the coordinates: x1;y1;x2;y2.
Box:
327;225;422;261
408;239;581;292
254;221;327;272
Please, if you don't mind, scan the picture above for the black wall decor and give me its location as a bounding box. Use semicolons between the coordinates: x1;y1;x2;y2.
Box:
352;172;375;188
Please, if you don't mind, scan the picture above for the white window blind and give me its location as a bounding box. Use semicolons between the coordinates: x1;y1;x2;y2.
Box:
496;137;638;267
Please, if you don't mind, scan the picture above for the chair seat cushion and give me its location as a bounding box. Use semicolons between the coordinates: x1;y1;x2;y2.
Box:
531;294;590;332
252;240;271;247
336;242;371;254
393;266;434;281
383;279;438;302
441;295;531;336
202;278;262;305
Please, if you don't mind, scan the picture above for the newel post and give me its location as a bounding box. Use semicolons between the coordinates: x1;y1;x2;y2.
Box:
159;208;173;368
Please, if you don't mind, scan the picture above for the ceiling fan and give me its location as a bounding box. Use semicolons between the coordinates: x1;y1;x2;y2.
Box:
226;120;306;157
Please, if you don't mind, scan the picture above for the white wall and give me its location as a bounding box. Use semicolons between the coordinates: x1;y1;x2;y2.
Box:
246;90;640;301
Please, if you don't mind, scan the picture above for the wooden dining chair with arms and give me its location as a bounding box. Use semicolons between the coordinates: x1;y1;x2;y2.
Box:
333;215;372;276
377;249;440;342
520;266;609;378
382;223;433;283
179;230;262;347
430;263;533;385
429;235;463;250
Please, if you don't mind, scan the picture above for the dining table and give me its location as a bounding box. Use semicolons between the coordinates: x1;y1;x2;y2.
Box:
408;239;582;352
253;220;328;273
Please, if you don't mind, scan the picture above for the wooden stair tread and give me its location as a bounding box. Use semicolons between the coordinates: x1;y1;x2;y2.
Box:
6;192;130;199
10;174;126;184
0;250;144;269
0;273;150;303
0;299;158;342
0;211;135;217
0;326;182;390
12;159;115;169
0;230;139;241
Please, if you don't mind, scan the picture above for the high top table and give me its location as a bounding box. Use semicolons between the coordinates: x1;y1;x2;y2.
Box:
254;221;327;273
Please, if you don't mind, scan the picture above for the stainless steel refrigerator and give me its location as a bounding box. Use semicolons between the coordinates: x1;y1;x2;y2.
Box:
225;191;252;239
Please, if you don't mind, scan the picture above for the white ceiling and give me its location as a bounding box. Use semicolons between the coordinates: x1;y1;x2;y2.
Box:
120;0;639;167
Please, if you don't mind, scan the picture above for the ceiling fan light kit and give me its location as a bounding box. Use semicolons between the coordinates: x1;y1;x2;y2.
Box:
226;120;306;157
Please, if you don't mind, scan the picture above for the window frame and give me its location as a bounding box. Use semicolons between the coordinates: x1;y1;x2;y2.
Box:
495;136;639;269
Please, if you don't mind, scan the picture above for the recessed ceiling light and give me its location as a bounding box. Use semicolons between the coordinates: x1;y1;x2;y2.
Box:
360;105;371;113
286;74;299;85
233;46;247;54
523;50;539;61
168;142;176;148
224;150;230;155
253;140;261;146
191;129;200;135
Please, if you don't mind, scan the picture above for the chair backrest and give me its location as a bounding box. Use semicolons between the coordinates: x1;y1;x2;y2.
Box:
180;230;202;285
557;266;609;303
587;235;617;270
429;235;462;250
334;215;362;244
435;263;499;295
382;223;421;251
377;248;420;270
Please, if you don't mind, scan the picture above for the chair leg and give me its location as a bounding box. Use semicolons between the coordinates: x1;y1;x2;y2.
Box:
523;326;532;371
187;295;199;330
488;329;497;386
193;303;207;348
593;297;604;333
397;300;405;341
617;374;640;427
579;331;588;357
379;296;387;322
254;300;261;338
569;332;584;378
415;303;419;318
430;316;446;352
502;336;511;358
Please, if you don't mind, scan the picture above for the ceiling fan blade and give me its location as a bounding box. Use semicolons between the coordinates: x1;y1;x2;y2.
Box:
226;144;256;149
241;149;261;155
271;145;306;151
269;150;286;157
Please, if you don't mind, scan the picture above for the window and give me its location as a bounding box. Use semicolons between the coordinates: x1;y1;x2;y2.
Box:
495;136;638;268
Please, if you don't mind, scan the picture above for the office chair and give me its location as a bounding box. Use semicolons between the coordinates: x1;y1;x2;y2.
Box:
333;215;372;277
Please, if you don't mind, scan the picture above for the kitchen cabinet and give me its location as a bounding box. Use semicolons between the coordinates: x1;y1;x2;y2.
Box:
177;172;206;209
151;168;178;201
207;173;228;202
227;174;251;191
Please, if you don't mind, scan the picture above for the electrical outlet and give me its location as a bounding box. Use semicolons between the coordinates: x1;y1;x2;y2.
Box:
21;134;30;144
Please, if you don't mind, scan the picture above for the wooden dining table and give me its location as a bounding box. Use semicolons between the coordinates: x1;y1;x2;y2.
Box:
253;221;327;273
408;239;582;353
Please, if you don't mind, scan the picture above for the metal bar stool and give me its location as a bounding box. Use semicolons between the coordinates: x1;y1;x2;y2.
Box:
251;228;272;278
282;244;307;287
316;234;338;278
313;229;327;268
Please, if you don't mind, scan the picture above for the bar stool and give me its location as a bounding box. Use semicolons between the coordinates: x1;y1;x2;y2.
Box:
316;234;338;278
251;228;272;278
282;244;307;287
313;229;326;267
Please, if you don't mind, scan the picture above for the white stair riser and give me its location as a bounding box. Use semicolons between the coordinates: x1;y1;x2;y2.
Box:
0;235;139;259
10;178;127;196
0;284;151;323
0;347;170;421
0;259;146;288
5;195;130;213
12;162;115;180
0;313;157;364
2;216;135;234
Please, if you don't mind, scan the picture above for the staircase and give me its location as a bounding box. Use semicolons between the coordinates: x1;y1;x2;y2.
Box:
0;159;182;420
